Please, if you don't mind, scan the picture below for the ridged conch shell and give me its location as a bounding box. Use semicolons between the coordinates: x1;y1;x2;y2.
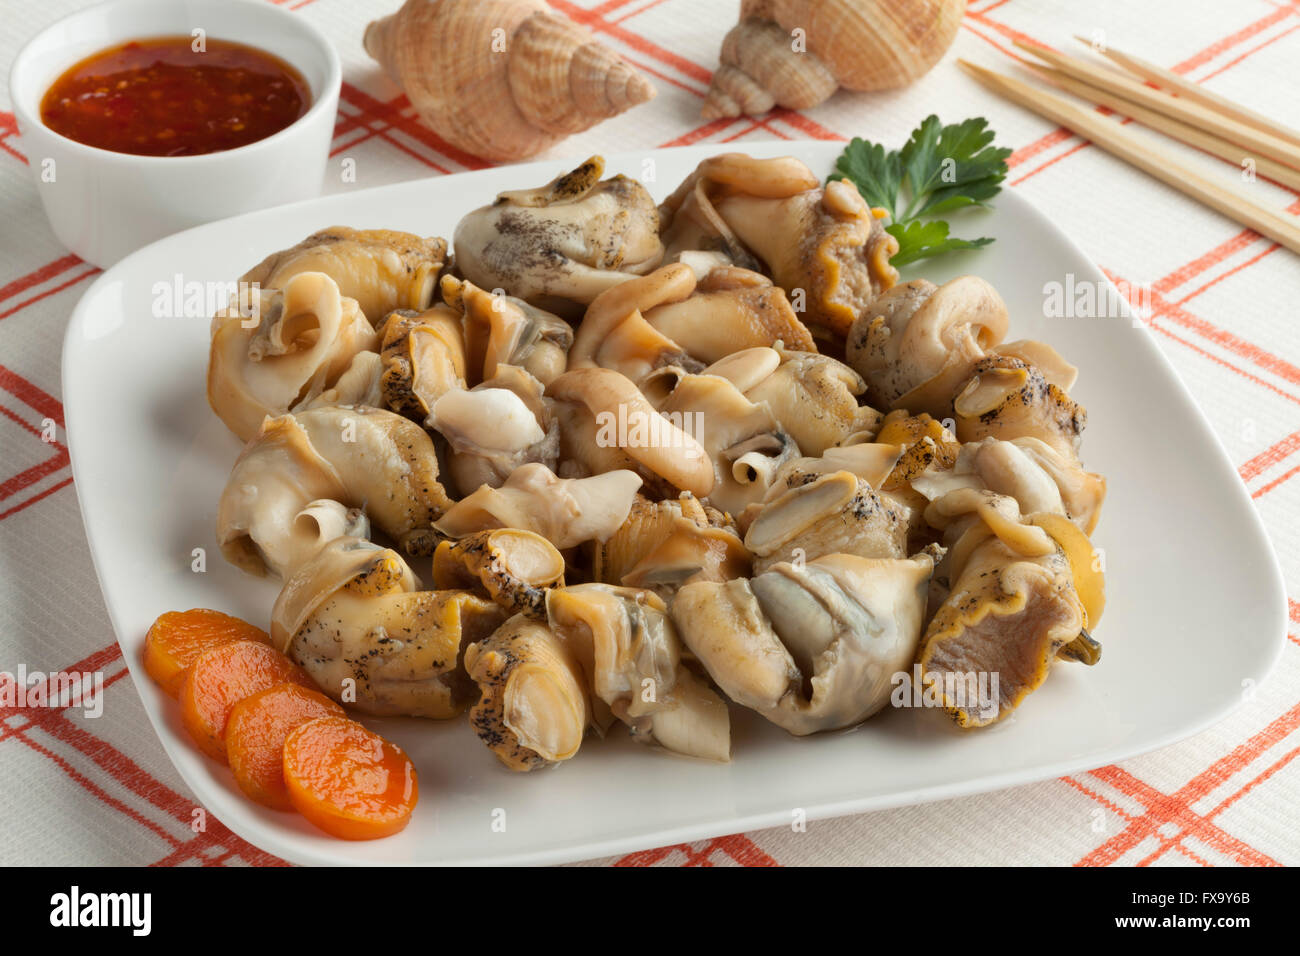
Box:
702;0;966;119
364;0;656;162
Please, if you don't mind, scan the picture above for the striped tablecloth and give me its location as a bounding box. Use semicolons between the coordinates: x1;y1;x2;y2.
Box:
2;0;1298;867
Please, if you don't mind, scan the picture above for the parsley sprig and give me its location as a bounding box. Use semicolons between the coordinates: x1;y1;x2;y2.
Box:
832;115;1012;267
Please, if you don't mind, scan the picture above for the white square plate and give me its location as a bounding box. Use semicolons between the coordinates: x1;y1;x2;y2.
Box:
63;142;1288;866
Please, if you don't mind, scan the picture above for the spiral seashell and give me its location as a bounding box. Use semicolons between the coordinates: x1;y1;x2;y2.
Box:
364;0;657;162
702;0;966;119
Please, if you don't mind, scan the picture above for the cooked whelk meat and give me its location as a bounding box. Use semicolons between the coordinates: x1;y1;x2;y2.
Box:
428;374;559;495
706;345;879;456
846;276;1010;417
671;551;936;735
217;405;453;576
570;263;815;379
911;438;1067;520
1009;437;1106;535
547;367;715;497
915;490;1097;727
464;615;592;772
953;354;1087;458
644;267;816;361
208;272;379;442
651;370;798;516
271;536;507;719
434;462;642;550
452;156;664;316
441;275;573;387
593;494;751;597
744;470;910;573
546;584;731;761
377;305;468;421
432;528;566;618
659;153;899;341
241;226;447;325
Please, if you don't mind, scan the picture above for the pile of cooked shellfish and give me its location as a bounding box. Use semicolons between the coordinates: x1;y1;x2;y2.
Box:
206;152;1106;772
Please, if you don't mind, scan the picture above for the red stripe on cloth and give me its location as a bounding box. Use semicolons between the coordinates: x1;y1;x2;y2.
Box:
1151;323;1300;407
0;138;27;164
0;255;83;303
10;728;184;848
1149;290;1300;390
0;450;69;501
5;642;287;866
959;19;1023;61
1171;6;1298;74
1078;766;1279;866
0;402;65;449
612;0;670;25
1239;429;1300;481
1175;244;1280;305
966;10;1055;51
0;475;72;521
0;365;63;423
0;267;100;321
659;118;741;148
338;84;489;171
1201;22;1300;82
1155;230;1262;293
612;832;778;867
1129;702;1300;866
1008;128;1077;170
550;0;714;84
1253;461;1300;499
770;109;845;142
1010;141;1090;185
712;832;779;866
375;131;454;175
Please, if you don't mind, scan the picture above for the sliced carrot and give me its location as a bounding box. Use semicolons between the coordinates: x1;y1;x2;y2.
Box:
283;716;418;840
226;684;345;810
179;640;315;763
143;608;269;697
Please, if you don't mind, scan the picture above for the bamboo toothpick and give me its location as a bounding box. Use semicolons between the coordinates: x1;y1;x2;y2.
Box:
1012;40;1300;173
1074;36;1300;150
1022;62;1300;193
958;59;1300;256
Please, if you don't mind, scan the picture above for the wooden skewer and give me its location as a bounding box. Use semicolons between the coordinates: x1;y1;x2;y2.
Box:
1075;36;1300;150
1022;62;1300;193
957;60;1300;256
1012;40;1300;173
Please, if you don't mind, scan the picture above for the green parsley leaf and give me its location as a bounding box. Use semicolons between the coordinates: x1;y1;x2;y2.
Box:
831;115;1011;267
886;220;994;268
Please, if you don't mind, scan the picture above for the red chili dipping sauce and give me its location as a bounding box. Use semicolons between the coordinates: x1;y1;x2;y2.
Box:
40;36;311;157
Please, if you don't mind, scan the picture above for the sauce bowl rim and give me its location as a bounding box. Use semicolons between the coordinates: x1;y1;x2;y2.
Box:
8;0;344;167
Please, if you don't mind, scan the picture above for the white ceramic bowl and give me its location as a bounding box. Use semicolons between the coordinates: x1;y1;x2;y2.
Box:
9;0;342;267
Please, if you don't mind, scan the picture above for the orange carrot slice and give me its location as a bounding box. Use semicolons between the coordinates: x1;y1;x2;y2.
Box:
283;716;418;840
179;640;315;763
226;684;345;810
144;608;269;697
